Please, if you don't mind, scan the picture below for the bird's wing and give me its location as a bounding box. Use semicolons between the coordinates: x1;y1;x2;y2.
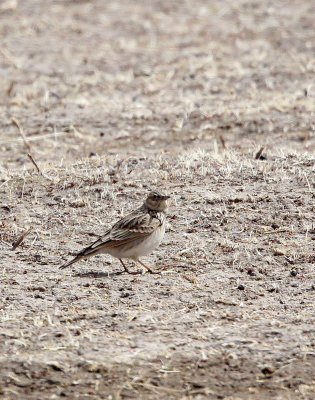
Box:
91;211;161;250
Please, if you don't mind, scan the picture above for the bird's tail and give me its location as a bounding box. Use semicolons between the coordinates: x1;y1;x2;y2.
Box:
59;245;101;270
59;255;83;270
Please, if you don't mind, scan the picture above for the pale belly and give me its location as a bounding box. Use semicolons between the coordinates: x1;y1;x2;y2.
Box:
104;225;165;260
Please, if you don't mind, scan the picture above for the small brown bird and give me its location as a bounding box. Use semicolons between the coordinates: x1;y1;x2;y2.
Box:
59;191;170;274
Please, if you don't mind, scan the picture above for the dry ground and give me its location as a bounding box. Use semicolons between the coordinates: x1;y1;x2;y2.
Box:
0;0;314;399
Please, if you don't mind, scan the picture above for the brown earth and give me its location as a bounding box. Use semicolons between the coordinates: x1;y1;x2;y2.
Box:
0;0;314;399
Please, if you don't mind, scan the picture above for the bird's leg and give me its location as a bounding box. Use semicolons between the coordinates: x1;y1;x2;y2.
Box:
119;258;138;275
137;259;159;274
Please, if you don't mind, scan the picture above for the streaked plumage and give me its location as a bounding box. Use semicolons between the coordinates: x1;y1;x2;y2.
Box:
60;191;170;274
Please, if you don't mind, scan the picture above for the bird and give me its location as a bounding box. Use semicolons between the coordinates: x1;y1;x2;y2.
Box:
59;191;170;274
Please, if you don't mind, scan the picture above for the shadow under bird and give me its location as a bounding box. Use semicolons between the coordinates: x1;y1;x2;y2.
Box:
59;191;170;274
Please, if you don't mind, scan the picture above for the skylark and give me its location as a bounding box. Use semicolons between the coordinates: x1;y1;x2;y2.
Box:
60;191;170;274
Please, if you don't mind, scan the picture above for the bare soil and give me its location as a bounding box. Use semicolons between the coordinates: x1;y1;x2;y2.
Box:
0;0;314;399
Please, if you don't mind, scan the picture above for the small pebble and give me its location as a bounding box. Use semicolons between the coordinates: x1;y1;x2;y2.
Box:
261;365;275;375
247;267;255;276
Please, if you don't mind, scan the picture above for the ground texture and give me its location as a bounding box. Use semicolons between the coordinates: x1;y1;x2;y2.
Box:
0;0;314;399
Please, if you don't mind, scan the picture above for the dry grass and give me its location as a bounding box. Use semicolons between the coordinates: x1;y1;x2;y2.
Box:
1;149;314;399
0;0;314;399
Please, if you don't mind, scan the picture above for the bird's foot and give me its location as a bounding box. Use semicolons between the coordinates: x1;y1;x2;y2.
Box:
137;260;161;274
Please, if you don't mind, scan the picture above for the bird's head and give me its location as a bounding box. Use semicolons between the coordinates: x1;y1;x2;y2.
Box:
145;191;170;211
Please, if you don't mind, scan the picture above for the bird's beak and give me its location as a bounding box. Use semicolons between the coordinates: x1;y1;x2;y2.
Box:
163;195;171;200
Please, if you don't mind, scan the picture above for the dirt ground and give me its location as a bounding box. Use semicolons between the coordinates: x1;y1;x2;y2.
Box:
0;0;314;399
